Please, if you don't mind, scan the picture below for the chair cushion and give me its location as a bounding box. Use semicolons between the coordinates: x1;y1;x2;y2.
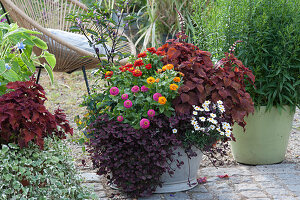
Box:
47;29;110;55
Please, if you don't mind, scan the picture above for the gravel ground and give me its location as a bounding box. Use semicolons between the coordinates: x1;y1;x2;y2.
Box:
38;70;300;197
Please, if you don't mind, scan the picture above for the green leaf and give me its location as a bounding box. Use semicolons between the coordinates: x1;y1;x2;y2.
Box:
3;69;20;82
42;64;54;84
43;51;56;69
32;37;48;50
21;53;36;72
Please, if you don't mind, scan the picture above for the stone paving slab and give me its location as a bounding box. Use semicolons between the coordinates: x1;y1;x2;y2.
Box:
81;163;300;200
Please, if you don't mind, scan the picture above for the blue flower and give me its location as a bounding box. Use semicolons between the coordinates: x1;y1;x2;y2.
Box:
16;42;25;50
5;64;11;70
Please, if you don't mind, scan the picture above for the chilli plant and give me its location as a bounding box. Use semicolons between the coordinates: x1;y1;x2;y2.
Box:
67;0;137;78
0;14;55;95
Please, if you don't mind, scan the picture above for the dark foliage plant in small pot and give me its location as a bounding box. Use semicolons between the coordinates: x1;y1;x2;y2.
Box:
76;33;255;197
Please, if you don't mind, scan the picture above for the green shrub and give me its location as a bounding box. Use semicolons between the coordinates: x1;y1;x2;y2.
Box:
0;137;97;200
192;0;300;109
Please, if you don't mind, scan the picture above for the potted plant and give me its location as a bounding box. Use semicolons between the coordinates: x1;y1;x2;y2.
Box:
76;28;255;197
192;0;300;165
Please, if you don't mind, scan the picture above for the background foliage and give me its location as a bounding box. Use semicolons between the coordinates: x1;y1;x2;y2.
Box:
192;0;300;109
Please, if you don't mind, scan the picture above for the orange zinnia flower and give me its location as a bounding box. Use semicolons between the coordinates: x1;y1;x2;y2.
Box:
162;66;167;71
173;77;180;82
157;69;163;73
158;96;167;105
179;72;184;76
166;64;174;70
155;78;160;83
169;84;178;91
147;77;155;84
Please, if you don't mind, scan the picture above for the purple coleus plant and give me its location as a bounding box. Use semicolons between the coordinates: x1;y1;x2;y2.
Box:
87;114;183;198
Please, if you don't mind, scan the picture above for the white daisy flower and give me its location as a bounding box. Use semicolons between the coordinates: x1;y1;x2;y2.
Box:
222;122;231;130
218;105;225;113
216;127;221;132
172;129;177;133
225;129;231;134
217;100;223;105
195;106;201;111
204;100;211;105
212;119;218;125
209;125;215;130
191;121;198;126
210;113;216;118
192;105;196;108
220;132;225;136
204;107;210;112
199;108;204;111
199;117;206;122
200;128;205;131
225;131;231;137
212;104;217;109
194;125;200;131
192;116;196;121
193;111;198;116
208;118;215;123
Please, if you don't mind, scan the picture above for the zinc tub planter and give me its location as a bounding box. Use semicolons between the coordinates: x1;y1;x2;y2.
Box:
230;106;295;165
154;146;203;193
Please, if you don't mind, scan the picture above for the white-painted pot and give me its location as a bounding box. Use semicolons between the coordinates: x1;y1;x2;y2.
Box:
154;146;203;193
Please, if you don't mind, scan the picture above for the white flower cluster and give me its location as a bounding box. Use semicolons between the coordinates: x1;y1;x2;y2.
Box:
191;100;231;138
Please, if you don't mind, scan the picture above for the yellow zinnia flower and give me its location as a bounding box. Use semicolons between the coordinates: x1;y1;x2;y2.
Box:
158;96;167;105
170;84;178;91
147;77;155;84
162;66;167;71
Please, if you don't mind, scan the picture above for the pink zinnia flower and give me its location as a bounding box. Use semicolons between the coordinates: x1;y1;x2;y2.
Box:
109;87;119;96
131;85;140;93
141;86;149;92
153;93;162;101
147;109;155;117
140;118;150;129
124;100;133;108
121;93;129;100
117;116;124;122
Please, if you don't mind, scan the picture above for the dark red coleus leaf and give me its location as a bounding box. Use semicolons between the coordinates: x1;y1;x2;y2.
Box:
159;38;255;128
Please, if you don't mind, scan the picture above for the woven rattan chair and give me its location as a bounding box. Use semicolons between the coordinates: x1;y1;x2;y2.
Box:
1;0;136;94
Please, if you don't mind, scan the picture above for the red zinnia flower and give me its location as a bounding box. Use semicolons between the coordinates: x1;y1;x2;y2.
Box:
138;52;147;58
128;67;135;73
132;69;142;77
156;51;165;56
145;64;152;70
119;66;127;72
147;47;156;54
134;59;144;67
124;63;133;69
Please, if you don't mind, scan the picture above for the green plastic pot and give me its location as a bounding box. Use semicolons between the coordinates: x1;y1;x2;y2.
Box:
230;106;295;165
